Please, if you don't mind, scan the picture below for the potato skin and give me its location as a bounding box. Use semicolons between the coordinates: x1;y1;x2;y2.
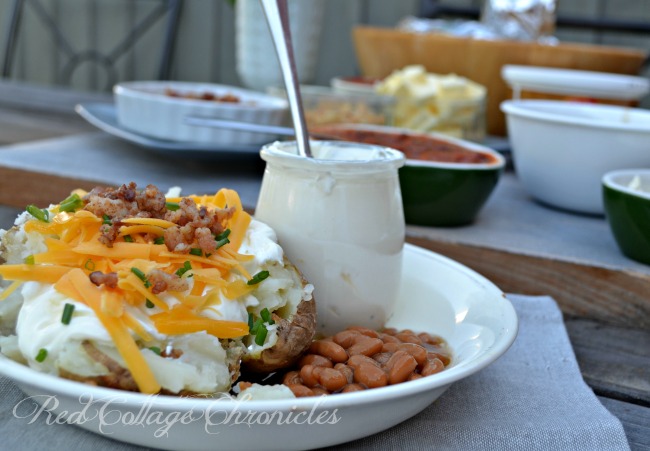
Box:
242;286;316;373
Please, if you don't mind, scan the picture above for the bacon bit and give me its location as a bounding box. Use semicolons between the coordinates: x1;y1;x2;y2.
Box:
89;271;118;288
148;269;189;294
83;183;234;249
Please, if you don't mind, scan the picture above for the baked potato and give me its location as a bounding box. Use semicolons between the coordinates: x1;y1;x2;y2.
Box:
0;183;316;397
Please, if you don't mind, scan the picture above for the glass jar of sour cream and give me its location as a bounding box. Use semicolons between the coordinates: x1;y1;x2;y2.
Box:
255;141;405;335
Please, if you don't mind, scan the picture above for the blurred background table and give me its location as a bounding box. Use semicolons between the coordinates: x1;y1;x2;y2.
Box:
0;82;648;449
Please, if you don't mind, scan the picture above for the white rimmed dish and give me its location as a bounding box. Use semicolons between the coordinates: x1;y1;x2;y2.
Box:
502;65;650;101
114;81;288;145
501;99;650;214
0;244;517;450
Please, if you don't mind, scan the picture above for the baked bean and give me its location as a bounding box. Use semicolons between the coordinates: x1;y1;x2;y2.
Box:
395;333;422;344
288;384;314;397
333;330;361;348
278;326;451;397
312;387;330;396
283;371;302;386
354;362;388;388
347;326;380;338
334;363;354;383
421;357;445;376
347;354;380;370
341;383;366;393
318;367;348;392
419;332;443;345
381;342;400;353
300;365;322;388
387;352;418;384
348;337;383;356
309;340;348;363
398;343;428;366
427;350;451;366
372;352;393;366
379;333;401;344
299;354;333;368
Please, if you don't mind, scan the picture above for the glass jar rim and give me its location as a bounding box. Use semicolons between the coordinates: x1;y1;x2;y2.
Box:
260;140;405;173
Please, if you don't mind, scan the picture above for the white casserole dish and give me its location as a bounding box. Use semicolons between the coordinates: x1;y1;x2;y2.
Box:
114;81;289;145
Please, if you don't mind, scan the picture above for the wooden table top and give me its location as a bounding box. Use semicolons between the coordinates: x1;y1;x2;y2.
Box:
0;80;648;449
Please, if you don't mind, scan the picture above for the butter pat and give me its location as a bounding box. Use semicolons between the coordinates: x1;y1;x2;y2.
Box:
376;65;486;141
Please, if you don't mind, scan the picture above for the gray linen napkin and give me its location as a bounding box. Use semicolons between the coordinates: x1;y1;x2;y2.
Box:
0;295;630;451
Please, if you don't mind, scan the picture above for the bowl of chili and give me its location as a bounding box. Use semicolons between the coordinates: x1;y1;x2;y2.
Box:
312;124;506;226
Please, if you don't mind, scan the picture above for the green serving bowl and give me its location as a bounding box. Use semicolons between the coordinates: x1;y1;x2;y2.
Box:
603;169;650;265
312;125;506;226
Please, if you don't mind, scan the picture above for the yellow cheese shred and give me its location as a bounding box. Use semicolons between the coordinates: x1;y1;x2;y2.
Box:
55;269;161;394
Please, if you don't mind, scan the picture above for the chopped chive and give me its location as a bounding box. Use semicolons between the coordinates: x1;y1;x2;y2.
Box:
24;255;35;265
215;229;231;241
247;270;270;286
61;303;75;325
255;326;268;346
149;346;161;355
189;248;202;256
215;237;230;249
35;348;48;362
260;308;271;323
131;267;151;288
175;261;192;277
84;259;95;271
26;205;49;223
146;299;155;308
123;235;134;243
154;236;165;245
165;202;180;211
250;318;263;335
59;193;83;212
248;312;254;332
102;214;112;225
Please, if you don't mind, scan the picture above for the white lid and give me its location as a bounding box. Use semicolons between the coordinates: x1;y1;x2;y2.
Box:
501;65;650;100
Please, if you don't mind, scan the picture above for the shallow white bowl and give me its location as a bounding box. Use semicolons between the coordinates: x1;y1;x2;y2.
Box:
0;244;517;450
114;81;288;145
501;100;650;214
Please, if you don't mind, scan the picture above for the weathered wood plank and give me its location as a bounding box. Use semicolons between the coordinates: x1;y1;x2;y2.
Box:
599;396;650;451
567;317;650;406
406;237;650;329
0;167;109;208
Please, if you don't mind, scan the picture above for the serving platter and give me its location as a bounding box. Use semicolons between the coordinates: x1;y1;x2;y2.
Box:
75;103;268;160
0;243;517;450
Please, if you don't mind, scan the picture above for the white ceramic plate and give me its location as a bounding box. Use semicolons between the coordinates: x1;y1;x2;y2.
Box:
76;103;264;160
0;244;517;450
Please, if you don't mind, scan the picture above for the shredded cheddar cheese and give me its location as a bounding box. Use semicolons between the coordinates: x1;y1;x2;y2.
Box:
0;187;255;394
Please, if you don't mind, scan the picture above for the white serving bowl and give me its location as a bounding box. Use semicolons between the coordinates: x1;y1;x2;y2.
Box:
501;100;650;214
0;244;517;450
114;81;288;145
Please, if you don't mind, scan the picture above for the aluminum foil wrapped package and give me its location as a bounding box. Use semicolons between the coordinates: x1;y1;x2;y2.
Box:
480;0;558;42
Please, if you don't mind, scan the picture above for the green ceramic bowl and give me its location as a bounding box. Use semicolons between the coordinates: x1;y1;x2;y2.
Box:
603;169;650;265
312;125;506;226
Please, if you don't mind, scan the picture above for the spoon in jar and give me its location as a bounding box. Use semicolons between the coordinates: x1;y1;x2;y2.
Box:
260;0;313;158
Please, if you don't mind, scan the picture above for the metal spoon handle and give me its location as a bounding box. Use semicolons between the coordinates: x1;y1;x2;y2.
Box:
260;0;312;158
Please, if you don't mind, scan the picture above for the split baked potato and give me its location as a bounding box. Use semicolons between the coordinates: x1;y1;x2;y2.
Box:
0;183;316;397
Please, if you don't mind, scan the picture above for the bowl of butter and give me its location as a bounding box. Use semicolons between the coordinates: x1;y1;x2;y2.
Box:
374;65;487;142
